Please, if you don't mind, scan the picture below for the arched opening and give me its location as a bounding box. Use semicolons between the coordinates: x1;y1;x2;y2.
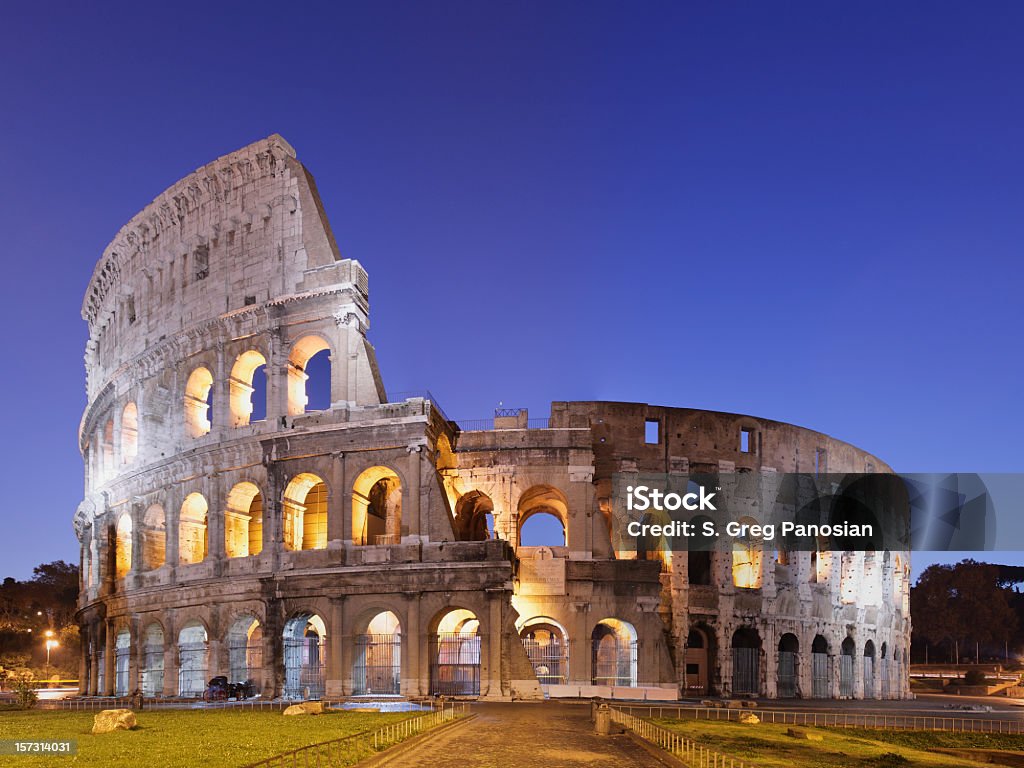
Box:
864;639;876;698
142;504;166;570
283;474;327;551
114;513;132;579
354;611;402;695
430;608;481;696
227;615;263;691
811;635;830;698
352;467;402;546
684;626;713;695
114;629;131;697
179;493;208;564
731;626;761;695
839;637;856;697
687;514;715;585
453;491;494;541
177;621;208;697
184;367;214;438
121;402;138;464
732;516;763;588
517;485;569;548
283;614;326;699
591;618;637;687
140;623;164;697
519;617;568;687
288;336;331;415
777;633;799;698
229;350;268;426
880;641;890;698
225;482;263;558
101;419;115;479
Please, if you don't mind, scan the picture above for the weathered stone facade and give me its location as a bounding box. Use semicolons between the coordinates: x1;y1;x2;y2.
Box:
74;135;910;701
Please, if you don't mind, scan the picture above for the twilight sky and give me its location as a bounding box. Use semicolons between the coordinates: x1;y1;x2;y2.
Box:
1;2;1021;581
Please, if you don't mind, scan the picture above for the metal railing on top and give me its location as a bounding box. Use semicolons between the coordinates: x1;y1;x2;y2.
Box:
610;707;762;768
613;704;1024;735
243;701;470;768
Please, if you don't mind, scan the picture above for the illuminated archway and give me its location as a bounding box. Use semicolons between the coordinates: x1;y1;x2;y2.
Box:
227;615;263;688
283;474;327;551
591;618;637;687
731;516;762;588
453;491;494;541
518;616;568;686
225;482;263;558
184;367;214;438
178;493;208;565
177;621;208;697
114;513;132;579
114;629;131;696
140;623;164;697
352;466;402;546
287;335;331;415
354;610;402;695
142;504;165;570
430;608;480;696
121;402;138;464
229;350;267;426
283;613;326;699
517;485;569;548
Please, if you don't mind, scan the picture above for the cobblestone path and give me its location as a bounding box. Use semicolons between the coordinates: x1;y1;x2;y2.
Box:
386;702;674;768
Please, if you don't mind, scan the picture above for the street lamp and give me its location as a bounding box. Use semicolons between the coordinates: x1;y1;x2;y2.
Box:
44;630;59;673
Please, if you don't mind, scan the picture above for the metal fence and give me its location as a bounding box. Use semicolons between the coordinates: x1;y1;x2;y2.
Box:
114;648;130;697
141;644;164;697
243;702;470;768
229;640;263;687
732;648;759;695
522;637;568;686
430;633;480;696
812;652;830;698
612;704;1024;734
839;654;854;697
178;642;208;697
592;639;637;687
283;638;325;699
353;634;401;695
864;656;875;699
610;707;762;768
777;651;796;698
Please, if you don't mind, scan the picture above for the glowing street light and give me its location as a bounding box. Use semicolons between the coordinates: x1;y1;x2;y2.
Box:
44;630;59;669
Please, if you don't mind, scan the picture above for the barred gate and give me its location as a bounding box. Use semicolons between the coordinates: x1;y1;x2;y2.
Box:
592;639;638;687
880;658;890;698
114;647;130;697
812;653;830;698
283;638;324;699
522;637;568;686
141;644;164;697
178;642;208;697
353;634;401;695
731;647;759;695
839;654;854;697
229;640;263;687
777;651;797;697
430;633;480;696
95;650;106;694
864;655;875;698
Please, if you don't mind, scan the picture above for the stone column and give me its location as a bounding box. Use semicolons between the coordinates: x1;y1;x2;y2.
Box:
208;473;226;574
163;617;177;697
129;500;143;587
327;598;345;698
328;452;345;545
485;590;503;698
405;593;421;696
406;444;422;540
128;617;141;695
88;625;99;695
103;620;116;696
263;462;283;571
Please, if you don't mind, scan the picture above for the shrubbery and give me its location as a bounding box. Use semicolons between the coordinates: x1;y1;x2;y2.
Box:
963;669;987;686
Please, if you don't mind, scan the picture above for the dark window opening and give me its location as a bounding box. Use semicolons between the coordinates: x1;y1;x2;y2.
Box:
194;246;209;281
244;295;257;306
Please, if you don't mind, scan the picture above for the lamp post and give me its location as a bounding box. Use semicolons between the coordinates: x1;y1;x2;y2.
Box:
44;630;59;676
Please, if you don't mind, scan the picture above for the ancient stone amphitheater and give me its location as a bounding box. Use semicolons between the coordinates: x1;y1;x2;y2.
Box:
73;135;910;702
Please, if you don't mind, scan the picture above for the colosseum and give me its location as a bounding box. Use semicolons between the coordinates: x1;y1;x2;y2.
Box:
73;134;911;703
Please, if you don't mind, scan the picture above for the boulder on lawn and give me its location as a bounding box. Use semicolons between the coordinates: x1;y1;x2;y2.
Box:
739;713;760;725
726;700;744;709
283;701;324;716
92;708;137;734
787;727;823;741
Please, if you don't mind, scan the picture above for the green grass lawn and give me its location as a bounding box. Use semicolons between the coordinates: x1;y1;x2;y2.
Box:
0;708;415;768
654;719;1024;768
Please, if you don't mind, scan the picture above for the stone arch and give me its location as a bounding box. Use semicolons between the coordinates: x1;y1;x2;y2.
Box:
811;634;830;698
839;636;856;697
591;618;637;687
435;434;457;471
229;350;267;426
142;504;166;570
101;418;115;478
177;619;209;697
121;402;138;464
687;514;715;585
864;639;877;698
731;516;762;588
730;626;762;695
684;623;715;695
114;628;131;696
517;485;569;548
283;473;328;551
114;513;132;579
430;607;481;696
184;367;214;438
282;612;327;699
140;622;165;697
226;614;263;688
225;481;263;558
519;615;568;686
178;493;208;565
353;610;402;695
287;335;332;415
453;491;494;541
777;632;799;697
352;466;402;546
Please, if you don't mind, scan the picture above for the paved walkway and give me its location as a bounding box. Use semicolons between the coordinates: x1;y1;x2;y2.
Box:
386;702;673;768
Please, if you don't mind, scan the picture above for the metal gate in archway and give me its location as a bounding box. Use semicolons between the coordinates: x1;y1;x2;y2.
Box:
839;653;854;697
863;655;875;698
430;633;480;696
522;637;568;686
777;651;797;697
141;644;164;697
178;643;207;698
353;634;401;695
283;638;324;699
812;653;830;698
114;647;130;697
880;658;890;698
732;647;759;695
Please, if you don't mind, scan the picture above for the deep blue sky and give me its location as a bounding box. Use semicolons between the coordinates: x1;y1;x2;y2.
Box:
1;2;1021;581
